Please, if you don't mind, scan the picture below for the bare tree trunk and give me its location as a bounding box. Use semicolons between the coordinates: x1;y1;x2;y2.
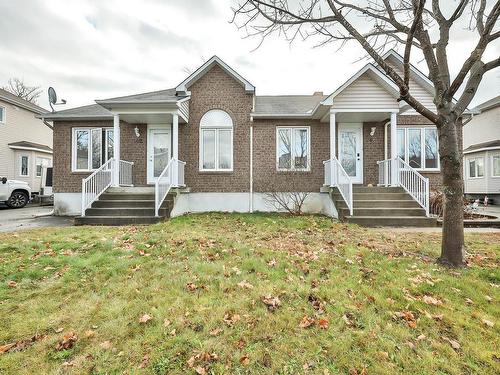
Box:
438;115;465;267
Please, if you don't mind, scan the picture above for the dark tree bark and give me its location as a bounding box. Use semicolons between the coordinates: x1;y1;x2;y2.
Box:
232;0;500;267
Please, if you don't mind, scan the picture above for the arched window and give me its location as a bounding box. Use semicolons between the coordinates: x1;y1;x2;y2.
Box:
199;110;233;171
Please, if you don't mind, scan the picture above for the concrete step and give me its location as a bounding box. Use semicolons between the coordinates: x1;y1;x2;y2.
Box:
92;200;156;208
85;207;169;217
339;207;427;217
336;200;422;209
75;216;165;226
345;216;437;227
352;186;404;193
333;192;413;201
107;187;154;194
99;193;155;201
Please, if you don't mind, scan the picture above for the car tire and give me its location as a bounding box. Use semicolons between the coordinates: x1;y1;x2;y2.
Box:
7;191;29;209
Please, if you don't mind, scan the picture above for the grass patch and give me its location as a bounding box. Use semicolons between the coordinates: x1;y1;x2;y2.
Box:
0;213;498;374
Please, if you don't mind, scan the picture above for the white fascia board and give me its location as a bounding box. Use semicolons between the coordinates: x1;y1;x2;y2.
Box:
9;145;53;154
176;56;255;95
251;113;312;120
463;146;500;154
317;63;399;108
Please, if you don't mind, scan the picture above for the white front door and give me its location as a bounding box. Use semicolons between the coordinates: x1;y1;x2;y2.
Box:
338;123;363;184
147;126;171;184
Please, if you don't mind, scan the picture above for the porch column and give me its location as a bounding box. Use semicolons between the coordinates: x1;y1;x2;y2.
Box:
329;110;336;186
172;113;179;186
112;114;120;187
390;111;398;186
329;110;336;160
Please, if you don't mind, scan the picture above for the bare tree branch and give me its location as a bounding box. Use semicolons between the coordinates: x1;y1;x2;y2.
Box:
2;78;42;104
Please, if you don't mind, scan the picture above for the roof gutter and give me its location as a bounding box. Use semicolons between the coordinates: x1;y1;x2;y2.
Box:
463;146;500;154
251;113;313;120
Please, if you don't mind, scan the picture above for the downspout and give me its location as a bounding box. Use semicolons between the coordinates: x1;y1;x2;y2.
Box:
249;94;255;213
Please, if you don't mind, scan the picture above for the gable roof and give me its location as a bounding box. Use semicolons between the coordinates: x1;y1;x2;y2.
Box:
176;56;255;95
320;63;400;107
253;95;327;118
40;104;112;121
0;88;48;114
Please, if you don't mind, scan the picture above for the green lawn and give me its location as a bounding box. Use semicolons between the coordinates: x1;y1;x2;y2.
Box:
0;213;498;374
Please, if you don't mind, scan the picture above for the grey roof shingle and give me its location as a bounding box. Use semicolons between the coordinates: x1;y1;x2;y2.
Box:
40;104;112;120
98;88;185;103
474;95;500;112
464;139;500;153
8;141;52;152
0;88;48;114
254;95;327;115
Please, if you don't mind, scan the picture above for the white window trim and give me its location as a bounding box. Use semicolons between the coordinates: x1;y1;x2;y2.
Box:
0;106;5;124
276;126;311;172
199;128;234;172
199;110;234;172
398;127;440;172
71;127;111;172
19;155;29;177
105;129;114;162
491;153;500;178
468;156;485;179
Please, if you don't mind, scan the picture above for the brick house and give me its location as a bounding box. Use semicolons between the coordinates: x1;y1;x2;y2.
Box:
42;50;461;226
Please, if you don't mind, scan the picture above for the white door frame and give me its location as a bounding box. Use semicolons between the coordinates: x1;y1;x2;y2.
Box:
338;123;364;184
147;124;172;185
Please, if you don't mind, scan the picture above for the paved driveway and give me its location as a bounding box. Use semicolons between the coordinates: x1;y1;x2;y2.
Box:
0;204;73;233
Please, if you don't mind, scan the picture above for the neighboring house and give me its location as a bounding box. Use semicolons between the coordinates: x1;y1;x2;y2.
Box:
0;89;52;194
42;50;463;226
463;95;500;201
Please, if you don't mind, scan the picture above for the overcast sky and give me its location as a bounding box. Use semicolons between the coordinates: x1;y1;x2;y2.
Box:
0;0;498;110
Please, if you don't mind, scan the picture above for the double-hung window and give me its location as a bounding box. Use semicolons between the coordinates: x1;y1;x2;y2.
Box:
72;128;114;171
468;157;484;178
0;106;5;124
397;127;439;170
492;153;500;177
199;110;233;171
276;126;310;171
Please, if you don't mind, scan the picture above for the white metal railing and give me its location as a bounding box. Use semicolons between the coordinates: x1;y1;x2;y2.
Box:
154;158;186;217
377;157;429;216
81;158;114;216
119;160;134;186
323;156;353;216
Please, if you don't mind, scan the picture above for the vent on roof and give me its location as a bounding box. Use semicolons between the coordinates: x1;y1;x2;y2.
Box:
313;91;324;96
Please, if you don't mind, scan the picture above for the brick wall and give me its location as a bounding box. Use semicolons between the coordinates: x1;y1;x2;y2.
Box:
179;64;254;192
52;120;147;193
363;121;386;185
252;119;329;192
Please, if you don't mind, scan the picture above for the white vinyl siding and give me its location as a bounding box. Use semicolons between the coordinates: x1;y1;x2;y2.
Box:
331;72;399;111
464;151;500;195
386;59;436;115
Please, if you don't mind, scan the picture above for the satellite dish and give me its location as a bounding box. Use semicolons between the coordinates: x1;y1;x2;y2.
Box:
48;87;66;112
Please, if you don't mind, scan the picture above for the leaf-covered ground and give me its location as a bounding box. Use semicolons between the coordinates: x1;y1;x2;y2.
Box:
0;213;498;374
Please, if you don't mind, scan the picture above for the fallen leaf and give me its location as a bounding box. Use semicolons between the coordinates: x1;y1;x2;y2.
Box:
223;312;241;326
139;314;152;324
261;295;281;311
100;340;112;350
209;328;223;336
55;327;64;333
485;295;493;302
186;283;198;292
139;354;149;369
299;315;316;329
318;318;329;329
481;318;494;327
442;336;460;350
240;355;250;366
0;343;16;353
7;280;17;288
84;330;96;338
195;366;207;375
422;295;443;306
237;280;254;289
55;331;77;351
163;319;171;327
465;298;474;305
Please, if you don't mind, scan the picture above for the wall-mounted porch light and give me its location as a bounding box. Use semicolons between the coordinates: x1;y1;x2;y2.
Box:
134;126;140;138
370;127;377;137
